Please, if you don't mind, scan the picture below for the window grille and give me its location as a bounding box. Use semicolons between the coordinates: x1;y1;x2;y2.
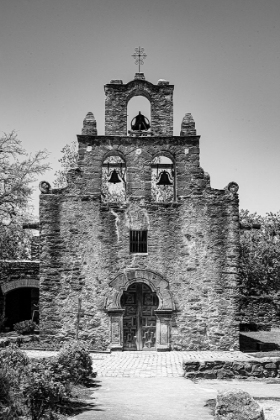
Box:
130;230;147;253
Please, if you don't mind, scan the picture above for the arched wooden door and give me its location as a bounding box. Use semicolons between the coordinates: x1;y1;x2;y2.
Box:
121;283;159;351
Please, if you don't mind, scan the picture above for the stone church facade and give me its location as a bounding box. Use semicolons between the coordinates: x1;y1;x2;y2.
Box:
38;73;240;351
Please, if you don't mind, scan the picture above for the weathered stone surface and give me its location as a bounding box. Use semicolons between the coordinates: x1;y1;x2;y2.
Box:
82;112;97;135
180;113;196;136
215;389;264;420
104;75;174;136
183;358;280;379
37;74;240;351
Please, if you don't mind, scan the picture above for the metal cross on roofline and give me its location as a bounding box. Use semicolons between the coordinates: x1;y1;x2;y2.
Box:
132;46;147;72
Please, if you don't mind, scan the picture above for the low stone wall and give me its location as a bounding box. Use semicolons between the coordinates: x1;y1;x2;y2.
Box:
183;358;280;379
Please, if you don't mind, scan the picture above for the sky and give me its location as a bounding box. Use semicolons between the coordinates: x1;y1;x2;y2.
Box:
1;0;280;216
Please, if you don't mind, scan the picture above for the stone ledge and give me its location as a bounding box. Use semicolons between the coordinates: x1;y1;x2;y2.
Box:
183;358;280;379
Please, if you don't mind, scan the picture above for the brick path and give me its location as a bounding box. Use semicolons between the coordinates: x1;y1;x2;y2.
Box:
91;351;253;377
25;350;253;378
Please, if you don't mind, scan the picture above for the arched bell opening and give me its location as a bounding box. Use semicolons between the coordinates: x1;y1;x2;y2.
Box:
101;154;126;203
121;282;159;351
126;96;151;136
151;154;175;202
5;287;39;331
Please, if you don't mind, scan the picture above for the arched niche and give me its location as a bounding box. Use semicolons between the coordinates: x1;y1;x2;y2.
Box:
104;78;174;136
127;96;151;135
107;269;174;311
151;153;175;202
101;152;126;203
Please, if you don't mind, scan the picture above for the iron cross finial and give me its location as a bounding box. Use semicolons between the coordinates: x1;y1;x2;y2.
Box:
132;47;147;72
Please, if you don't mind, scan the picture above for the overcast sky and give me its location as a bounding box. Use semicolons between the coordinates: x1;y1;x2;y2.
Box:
1;0;280;216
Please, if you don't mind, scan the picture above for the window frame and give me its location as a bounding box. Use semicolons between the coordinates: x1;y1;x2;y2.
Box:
129;230;148;254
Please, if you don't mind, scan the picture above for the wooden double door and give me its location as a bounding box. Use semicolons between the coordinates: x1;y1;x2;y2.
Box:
121;283;159;351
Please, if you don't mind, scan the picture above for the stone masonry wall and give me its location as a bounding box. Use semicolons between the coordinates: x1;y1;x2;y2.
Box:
239;297;280;330
104;77;174;136
183;358;280;379
39;134;239;351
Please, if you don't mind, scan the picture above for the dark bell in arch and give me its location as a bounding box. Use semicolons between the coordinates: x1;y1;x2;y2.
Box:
156;170;173;186
108;169;121;184
131;112;150;131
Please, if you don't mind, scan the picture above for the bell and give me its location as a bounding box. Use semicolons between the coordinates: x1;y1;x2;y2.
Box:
156;170;173;186
108;169;121;184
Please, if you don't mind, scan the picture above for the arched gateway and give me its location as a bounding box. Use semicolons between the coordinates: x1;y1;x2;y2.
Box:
106;270;174;351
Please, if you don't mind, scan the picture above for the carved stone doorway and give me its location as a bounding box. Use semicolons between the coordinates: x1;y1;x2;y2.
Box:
121;283;159;351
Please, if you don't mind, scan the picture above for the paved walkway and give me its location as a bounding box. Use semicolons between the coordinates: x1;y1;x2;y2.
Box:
25;350;253;378
90;351;253;378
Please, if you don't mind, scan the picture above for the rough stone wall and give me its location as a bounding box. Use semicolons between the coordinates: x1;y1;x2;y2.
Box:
104;77;174;136
183;358;280;379
239;297;280;330
39;134;240;351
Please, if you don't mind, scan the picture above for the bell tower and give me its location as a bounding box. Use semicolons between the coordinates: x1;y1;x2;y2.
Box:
104;73;174;136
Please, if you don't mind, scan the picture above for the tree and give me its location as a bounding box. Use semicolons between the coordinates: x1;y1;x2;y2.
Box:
53;141;78;188
0;131;50;259
239;209;280;297
0;131;50;225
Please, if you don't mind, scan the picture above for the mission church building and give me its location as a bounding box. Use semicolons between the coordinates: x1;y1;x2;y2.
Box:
39;71;240;351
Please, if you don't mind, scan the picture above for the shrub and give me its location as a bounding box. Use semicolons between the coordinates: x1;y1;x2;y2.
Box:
23;360;66;420
0;345;29;384
56;341;93;385
0;368;26;420
13;319;37;335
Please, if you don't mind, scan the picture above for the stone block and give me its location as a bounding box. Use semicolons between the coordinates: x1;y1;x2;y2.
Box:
215;389;264;420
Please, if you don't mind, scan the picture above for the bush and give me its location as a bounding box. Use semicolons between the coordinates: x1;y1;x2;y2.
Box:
13;320;37;335
23;360;66;420
0;368;26;420
0;345;29;384
56;341;93;385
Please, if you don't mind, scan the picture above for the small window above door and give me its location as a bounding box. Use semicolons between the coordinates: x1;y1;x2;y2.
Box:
130;230;147;253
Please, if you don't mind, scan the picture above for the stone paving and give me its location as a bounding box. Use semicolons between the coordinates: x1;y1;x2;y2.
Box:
25;350;254;378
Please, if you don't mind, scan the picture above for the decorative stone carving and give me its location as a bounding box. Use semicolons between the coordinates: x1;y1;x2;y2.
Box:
125;203;149;230
107;269;174;311
39;181;51;194
106;270;174;351
82;112;97;135
180;113;197;136
227;182;239;194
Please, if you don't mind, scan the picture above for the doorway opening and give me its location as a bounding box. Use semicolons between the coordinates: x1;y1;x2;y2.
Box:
5;287;39;330
121;282;159;351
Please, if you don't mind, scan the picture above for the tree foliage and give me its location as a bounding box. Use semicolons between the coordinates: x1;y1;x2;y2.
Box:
0;131;50;225
0;131;50;259
53;141;78;188
239;209;280;296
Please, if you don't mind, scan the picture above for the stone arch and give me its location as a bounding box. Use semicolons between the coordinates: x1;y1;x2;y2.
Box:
102;149;126;162
101;151;126;203
104;77;174;136
107;269;174;311
151;150;175;164
2;280;39;330
1;279;39;294
151;152;175;202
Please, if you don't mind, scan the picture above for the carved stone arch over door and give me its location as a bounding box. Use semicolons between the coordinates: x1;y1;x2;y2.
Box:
106;269;174;351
